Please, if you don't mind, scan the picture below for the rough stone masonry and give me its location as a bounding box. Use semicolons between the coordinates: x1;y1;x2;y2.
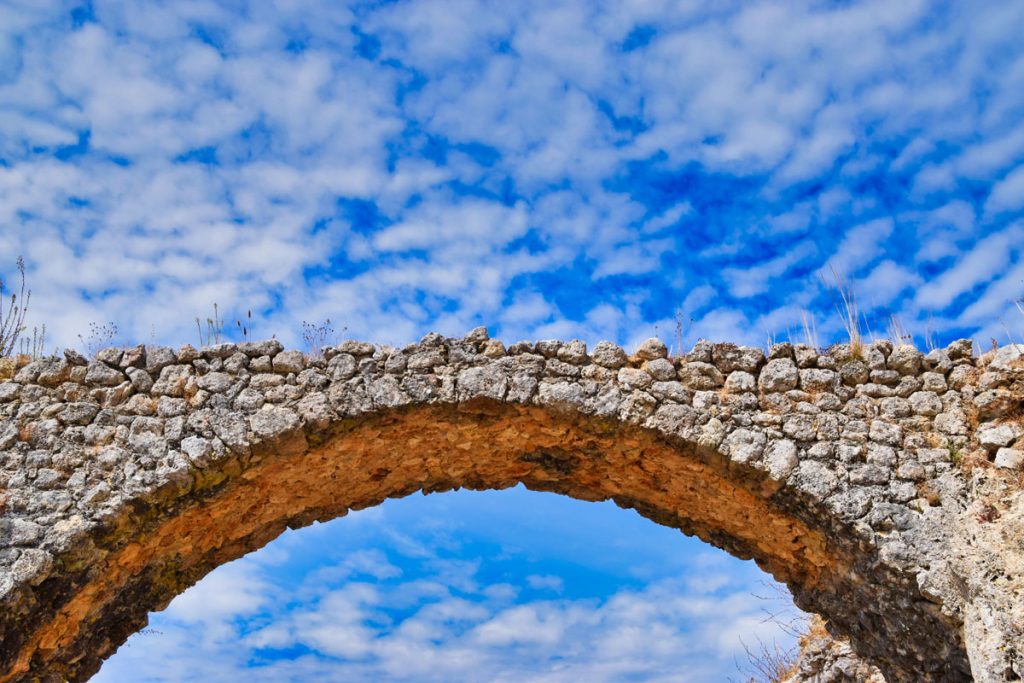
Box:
0;329;1023;682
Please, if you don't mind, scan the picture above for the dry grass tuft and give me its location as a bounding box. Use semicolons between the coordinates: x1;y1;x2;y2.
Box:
820;265;864;358
733;636;799;683
800;309;820;350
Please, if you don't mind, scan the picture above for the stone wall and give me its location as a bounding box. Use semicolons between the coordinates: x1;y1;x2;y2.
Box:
1;329;1022;681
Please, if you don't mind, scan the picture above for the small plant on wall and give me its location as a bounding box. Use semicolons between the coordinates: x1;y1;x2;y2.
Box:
302;318;339;358
196;304;258;347
78;322;119;359
0;257;30;357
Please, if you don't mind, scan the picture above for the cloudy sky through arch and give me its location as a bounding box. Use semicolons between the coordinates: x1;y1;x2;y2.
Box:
94;486;803;683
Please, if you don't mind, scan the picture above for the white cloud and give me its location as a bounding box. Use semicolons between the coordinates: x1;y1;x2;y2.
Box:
825;218;895;279
723;241;817;299
985;164;1024;215
914;227;1020;311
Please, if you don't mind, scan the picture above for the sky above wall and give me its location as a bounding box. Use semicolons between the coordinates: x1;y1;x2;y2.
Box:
2;0;1024;353
4;1;1024;680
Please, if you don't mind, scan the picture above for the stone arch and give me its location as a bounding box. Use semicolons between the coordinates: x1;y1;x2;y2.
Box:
2;332;1023;681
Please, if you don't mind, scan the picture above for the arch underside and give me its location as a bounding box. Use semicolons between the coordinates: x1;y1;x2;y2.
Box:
2;403;969;682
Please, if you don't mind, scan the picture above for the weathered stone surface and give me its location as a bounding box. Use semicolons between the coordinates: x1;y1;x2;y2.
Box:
0;333;1021;683
994;448;1023;469
784;616;886;682
712;343;764;373
591;341;628;368
978;424;1020;450
84;362;123;387
888;345;923;376
272;350;305;374
677;362;723;390
988;344;1024;373
635;338;667;360
759;358;799;392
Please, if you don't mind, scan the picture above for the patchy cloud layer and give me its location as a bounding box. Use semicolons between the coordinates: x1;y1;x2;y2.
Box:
93;488;801;682
2;0;1024;351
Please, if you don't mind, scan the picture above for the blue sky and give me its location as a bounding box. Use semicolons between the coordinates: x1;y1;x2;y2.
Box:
3;0;1024;680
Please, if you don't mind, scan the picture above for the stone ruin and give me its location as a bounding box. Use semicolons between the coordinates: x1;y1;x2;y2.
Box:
1;329;1023;681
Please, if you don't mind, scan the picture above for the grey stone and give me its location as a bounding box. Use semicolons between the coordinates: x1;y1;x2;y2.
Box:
250;406;302;442
125;367;153;393
537;381;587;413
176;344;199;363
272;350;305;374
203;342;238;359
724;428;766;464
408;350;445;370
545;358;580;378
648;381;690;403
994;448;1024;469
535;340;562;358
58;402;99;426
457;366;507;401
783;414;817;441
151;365;194;397
839;360;870;386
712;343;764;373
36;361;70;388
909;391;942;416
238;340;284;357
644;358;677;381
759;358;799;392
871;369;900;386
678;362;724;390
556;340;588;365
635;337;668;360
988;344;1024;373
763;439;798;479
145;346;177;374
481;339;506;358
85;363;123;387
687;339;713;363
934;410;969;435
180;436;215;467
888;345;923;375
946;338;974;359
725;370;756;392
368;376;412;408
591;342;628;369
869;420;903;446
617;367;653;391
119;344;146;369
978;424;1021;450
974;390;1015;419
63;348;88;366
196;372;234;394
920;371;948;393
800;368;839;392
794;345;819;368
95;347;123;366
338;340;376;355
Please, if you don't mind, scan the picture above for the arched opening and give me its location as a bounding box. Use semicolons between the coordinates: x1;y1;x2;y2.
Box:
0;401;971;682
94;485;806;681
